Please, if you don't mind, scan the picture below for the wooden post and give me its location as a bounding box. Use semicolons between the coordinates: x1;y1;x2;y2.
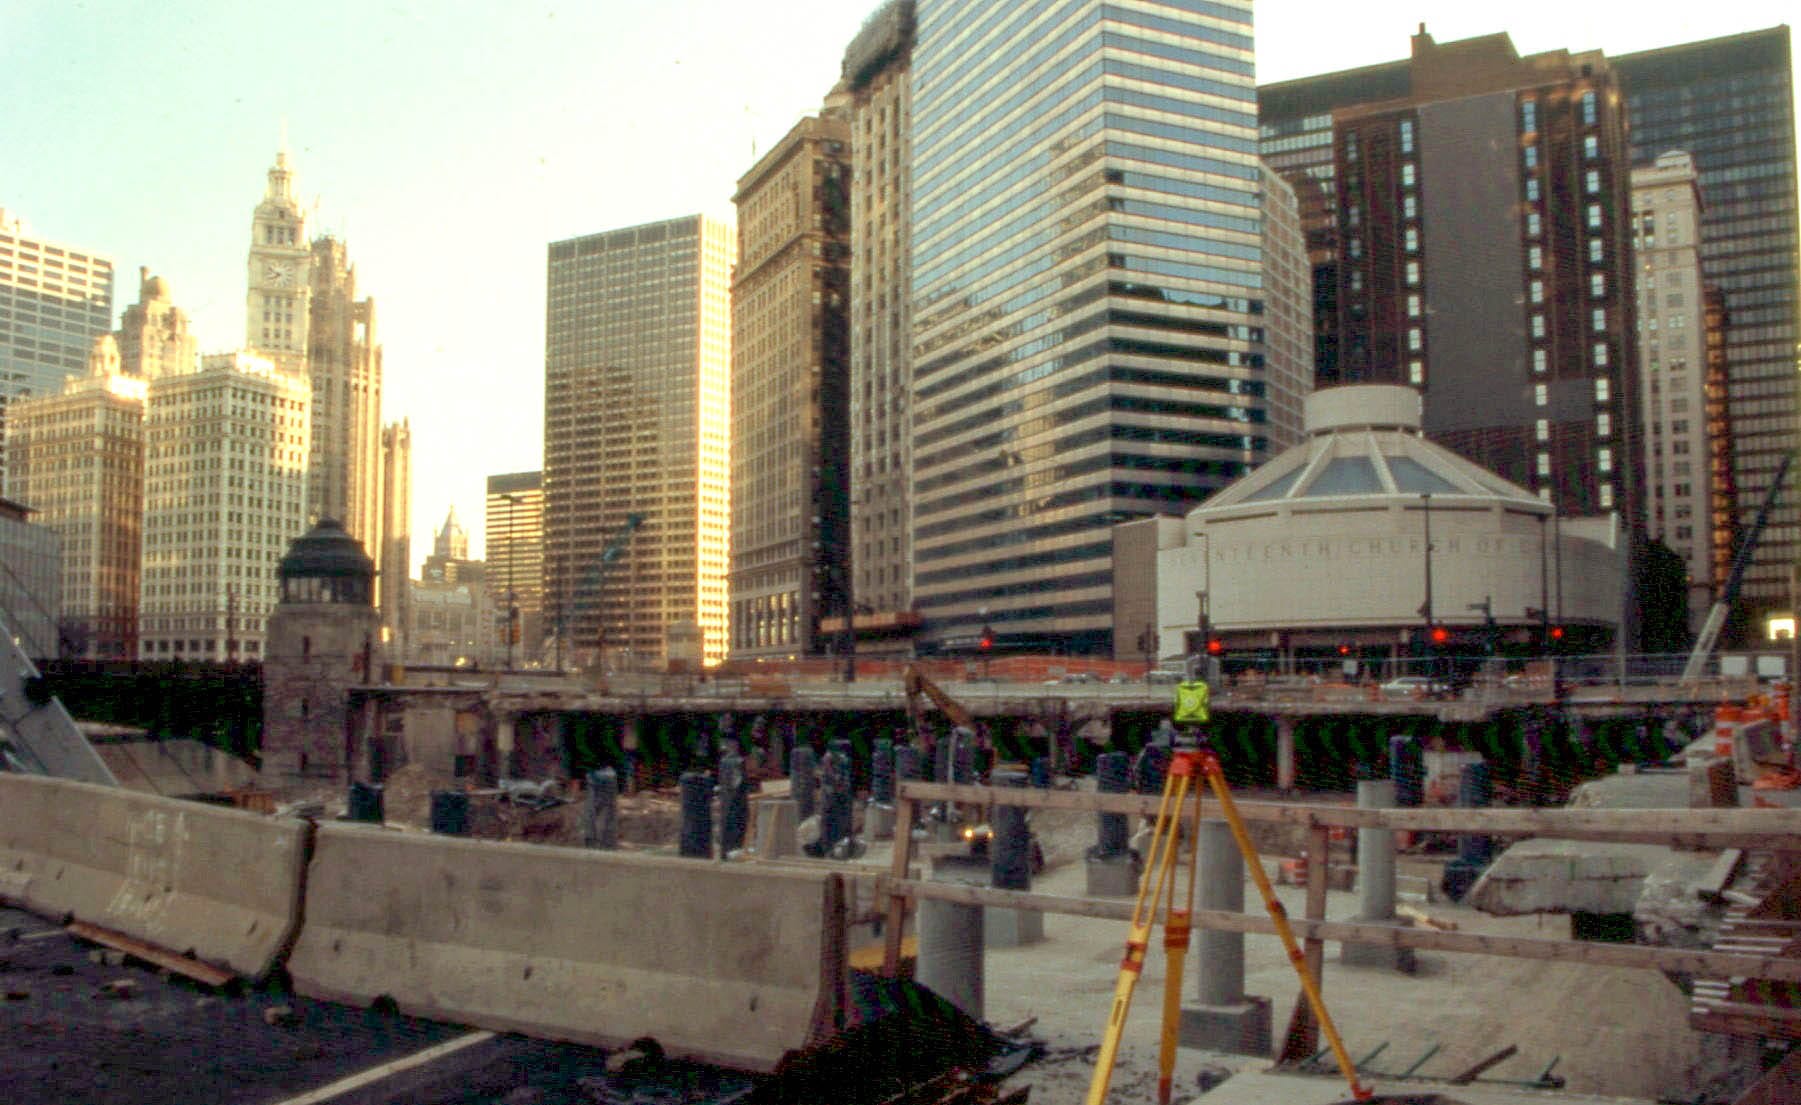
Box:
1280;821;1331;1060
882;795;917;977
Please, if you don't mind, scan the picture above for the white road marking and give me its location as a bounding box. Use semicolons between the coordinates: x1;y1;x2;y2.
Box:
264;1029;498;1105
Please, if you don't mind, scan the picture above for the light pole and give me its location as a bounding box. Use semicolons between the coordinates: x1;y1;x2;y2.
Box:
1195;529;1211;654
1420;493;1435;631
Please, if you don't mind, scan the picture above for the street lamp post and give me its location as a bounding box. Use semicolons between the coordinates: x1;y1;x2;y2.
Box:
1195;529;1211;654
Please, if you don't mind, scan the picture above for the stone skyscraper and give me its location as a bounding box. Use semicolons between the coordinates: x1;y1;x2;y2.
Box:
1632;152;1730;630
909;0;1265;655
842;0;920;656
306;235;383;546
115;267;198;380
245;150;312;380
729;114;851;661
0;209;115;483
379;419;412;660
544;216;735;668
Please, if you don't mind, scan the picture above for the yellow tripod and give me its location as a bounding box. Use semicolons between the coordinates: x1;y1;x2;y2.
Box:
1085;746;1373;1105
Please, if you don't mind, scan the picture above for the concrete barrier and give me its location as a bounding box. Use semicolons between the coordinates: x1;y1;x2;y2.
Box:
289;824;848;1072
0;773;308;979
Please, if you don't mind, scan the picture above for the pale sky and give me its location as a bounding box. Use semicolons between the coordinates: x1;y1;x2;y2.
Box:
2;1;1794;572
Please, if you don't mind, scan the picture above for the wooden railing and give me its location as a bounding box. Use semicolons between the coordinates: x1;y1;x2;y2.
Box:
878;780;1801;987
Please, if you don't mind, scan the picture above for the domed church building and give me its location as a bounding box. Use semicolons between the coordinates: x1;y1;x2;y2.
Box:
1113;386;1626;670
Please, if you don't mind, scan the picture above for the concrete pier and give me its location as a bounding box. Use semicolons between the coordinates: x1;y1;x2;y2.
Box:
1179;818;1271;1056
583;768;618;849
1086;751;1139;897
916;854;987;1022
1340;778;1415;971
987;770;1043;948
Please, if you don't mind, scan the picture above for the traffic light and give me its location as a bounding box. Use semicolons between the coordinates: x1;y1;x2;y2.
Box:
1337;645;1351;656
1429;626;1450;645
1550;626;1565;642
1206;638;1224;656
979;625;994;652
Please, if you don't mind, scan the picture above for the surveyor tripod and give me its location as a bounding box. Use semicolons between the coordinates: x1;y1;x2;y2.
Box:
1085;740;1374;1104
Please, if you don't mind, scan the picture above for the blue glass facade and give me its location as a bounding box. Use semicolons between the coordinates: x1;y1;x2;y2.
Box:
910;0;1261;654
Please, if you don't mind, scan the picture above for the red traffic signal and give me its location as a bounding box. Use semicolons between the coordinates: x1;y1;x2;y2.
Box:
1429;626;1450;645
1206;638;1224;655
1337;645;1351;656
979;625;994;651
1550;626;1565;641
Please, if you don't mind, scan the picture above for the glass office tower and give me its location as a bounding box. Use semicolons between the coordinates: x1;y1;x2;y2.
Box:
1615;29;1799;624
910;0;1263;655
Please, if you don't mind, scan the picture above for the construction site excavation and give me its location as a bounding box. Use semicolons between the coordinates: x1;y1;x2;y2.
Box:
5;609;1801;1105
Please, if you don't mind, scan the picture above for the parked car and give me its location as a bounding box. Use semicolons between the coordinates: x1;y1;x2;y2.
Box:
1380;675;1452;699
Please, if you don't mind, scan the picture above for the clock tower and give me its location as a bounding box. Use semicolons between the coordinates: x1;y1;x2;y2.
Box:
246;146;311;377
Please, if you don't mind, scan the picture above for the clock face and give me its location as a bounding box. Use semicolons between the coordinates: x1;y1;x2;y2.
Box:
264;261;295;287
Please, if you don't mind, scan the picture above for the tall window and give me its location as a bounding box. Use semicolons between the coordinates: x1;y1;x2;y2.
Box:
1580;90;1597;126
1402;163;1416;188
1399;119;1414;154
1586;203;1603;231
1408;360;1423;385
1521;98;1538;134
1583;134;1600;160
1585;169;1601;195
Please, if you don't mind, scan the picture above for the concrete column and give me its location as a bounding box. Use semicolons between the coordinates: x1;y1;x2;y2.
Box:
987;770;1043;948
679;771;713;859
495;713;517;770
916;855;986;1022
1180;819;1271;1055
1389;733;1423;808
1276;717;1296;791
1340;779;1414;971
583;768;619;849
718;753;748;856
791;746;818;823
1086;752;1138;897
622;717;643;794
1442;762;1494;900
867;739;896;840
816;744;853;858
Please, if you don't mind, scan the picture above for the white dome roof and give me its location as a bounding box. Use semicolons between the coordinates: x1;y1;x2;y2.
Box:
1197;385;1547;514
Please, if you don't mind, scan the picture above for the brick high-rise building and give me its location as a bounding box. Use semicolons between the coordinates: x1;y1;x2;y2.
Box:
1268;30;1645;524
729;114;852;661
3;336;146;659
842;0;921;656
1261;24;1798;633
543;216;735;668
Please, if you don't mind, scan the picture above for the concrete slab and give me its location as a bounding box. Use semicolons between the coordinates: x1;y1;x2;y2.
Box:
1084;854;1140;897
1177;997;1271;1057
1467;839;1671;916
1181;1069;1655;1104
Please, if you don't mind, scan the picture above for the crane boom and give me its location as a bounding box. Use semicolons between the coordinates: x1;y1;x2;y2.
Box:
1681;453;1792;683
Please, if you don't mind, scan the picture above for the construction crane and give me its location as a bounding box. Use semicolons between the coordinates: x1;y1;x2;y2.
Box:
902;665;974;732
550;512;644;671
1681;453;1792;684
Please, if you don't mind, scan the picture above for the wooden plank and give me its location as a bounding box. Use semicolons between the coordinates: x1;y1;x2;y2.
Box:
883;879;1801;982
881;796;916;978
1697;849;1746;901
64;920;234;988
895;781;1801;847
